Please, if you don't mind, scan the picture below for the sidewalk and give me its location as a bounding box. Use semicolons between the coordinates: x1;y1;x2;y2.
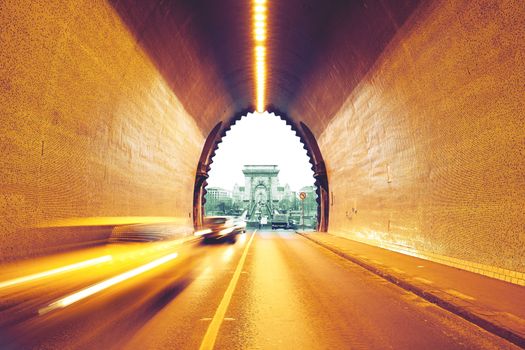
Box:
298;232;525;348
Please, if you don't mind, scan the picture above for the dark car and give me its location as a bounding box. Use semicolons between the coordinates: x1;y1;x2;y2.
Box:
271;214;289;229
196;216;241;243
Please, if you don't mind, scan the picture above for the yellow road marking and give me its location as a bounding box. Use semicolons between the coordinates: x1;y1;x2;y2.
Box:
199;230;256;350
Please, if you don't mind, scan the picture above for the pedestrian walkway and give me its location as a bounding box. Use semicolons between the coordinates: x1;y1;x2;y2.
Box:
298;232;525;348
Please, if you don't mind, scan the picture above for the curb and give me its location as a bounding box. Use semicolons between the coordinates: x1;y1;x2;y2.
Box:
297;232;525;349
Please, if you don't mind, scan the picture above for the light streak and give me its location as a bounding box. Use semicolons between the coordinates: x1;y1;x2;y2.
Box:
0;255;113;290
252;0;268;112
195;229;212;236
38;216;187;228
219;227;235;236
238;233;247;244
39;252;179;315
222;247;235;262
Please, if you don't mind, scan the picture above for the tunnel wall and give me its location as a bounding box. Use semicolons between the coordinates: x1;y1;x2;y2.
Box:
0;1;207;261
317;0;525;283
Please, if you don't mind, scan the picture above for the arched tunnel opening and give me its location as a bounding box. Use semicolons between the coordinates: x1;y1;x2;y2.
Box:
193;111;328;232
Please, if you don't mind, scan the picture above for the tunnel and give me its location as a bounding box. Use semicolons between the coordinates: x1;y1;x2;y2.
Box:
1;0;524;314
1;0;525;347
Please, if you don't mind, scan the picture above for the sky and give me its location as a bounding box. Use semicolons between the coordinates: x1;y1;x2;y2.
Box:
206;112;315;192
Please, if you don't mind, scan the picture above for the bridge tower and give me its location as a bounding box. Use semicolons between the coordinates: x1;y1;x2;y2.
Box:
242;165;280;222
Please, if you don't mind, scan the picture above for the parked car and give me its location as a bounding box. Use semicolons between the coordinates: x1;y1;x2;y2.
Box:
196;216;241;243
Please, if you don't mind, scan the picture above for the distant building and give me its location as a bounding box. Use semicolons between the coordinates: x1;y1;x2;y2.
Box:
205;187;232;215
207;187;232;200
232;183;245;203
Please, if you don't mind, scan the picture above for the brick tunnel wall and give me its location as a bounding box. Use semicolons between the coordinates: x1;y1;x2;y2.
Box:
0;1;210;261
316;0;525;279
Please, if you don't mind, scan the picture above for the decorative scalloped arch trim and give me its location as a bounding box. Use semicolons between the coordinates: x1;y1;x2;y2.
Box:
192;107;329;232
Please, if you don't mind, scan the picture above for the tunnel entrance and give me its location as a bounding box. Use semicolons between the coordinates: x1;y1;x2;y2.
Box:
193;110;329;231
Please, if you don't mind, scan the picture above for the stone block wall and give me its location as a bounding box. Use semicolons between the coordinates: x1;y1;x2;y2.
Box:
316;0;525;279
0;0;207;261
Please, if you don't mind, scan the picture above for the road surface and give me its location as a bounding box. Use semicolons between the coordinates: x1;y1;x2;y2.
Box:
0;230;518;349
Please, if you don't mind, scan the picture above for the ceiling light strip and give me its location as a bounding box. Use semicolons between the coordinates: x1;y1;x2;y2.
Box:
253;0;267;112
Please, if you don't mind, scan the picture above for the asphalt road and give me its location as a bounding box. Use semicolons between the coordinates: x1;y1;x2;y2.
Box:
0;230;519;349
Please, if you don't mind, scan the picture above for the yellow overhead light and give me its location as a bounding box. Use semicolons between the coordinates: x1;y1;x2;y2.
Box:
252;0;268;113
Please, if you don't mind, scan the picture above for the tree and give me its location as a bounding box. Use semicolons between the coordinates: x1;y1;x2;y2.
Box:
278;198;291;212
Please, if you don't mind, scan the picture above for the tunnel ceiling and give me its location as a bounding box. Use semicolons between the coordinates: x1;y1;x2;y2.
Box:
111;0;422;135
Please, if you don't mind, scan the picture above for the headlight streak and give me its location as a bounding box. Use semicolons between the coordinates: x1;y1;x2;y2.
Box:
222;247;235;262
219;227;235;236
238;232;247;244
0;255;113;290
39;252;179;315
195;229;212;236
253;0;268;112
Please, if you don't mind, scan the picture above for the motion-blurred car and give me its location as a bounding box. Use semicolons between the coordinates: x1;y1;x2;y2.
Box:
233;217;247;234
195;216;243;243
110;222;193;243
